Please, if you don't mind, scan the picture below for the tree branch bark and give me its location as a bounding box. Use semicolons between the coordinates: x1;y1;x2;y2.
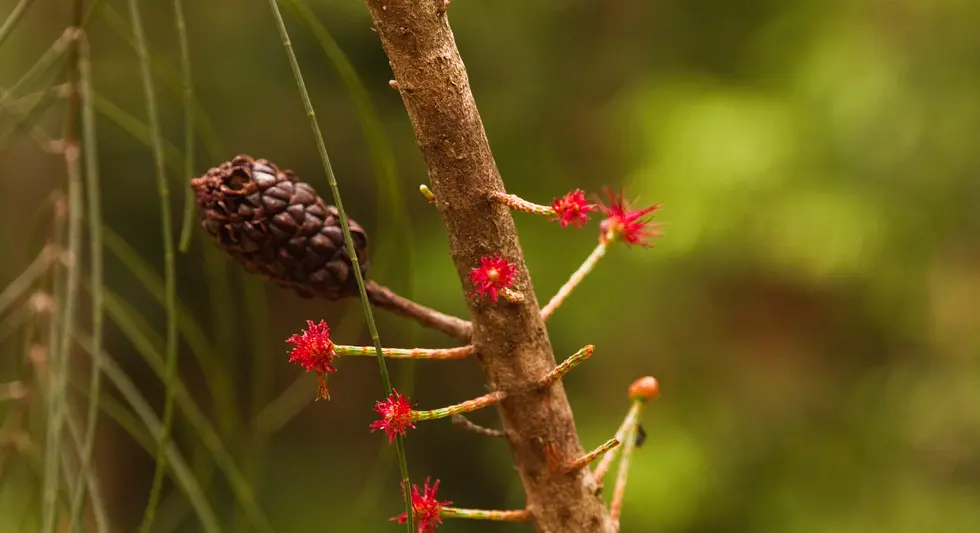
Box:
361;2;614;531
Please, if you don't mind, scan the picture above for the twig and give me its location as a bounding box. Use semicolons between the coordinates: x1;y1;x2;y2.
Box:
334;343;475;359
366;280;472;341
609;423;638;529
490;191;554;217
564;438;620;474
536;345;593;388
413;391;506;422
450;414;505;437
541;241;607;321
440;507;528;521
593;401;642;484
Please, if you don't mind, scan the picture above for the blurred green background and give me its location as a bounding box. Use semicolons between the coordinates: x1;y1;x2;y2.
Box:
2;0;980;531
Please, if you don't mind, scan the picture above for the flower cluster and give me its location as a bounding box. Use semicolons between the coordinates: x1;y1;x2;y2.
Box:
370;389;416;442
285;320;336;400
393;478;451;533
468;254;516;302
551;189;596;228
276;183;661;530
598;189;661;246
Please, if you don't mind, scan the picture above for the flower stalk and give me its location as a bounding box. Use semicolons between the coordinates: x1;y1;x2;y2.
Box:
491;191;554;217
412;391;506;422
441;507;529;521
594;400;643;484
541;242;607;321
491;189;597;228
333;344;475;359
609;422;639;528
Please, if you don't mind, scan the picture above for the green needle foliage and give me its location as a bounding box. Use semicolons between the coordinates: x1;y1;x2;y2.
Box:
123;0;180;531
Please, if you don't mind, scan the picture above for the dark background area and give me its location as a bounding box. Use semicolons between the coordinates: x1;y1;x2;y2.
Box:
2;0;980;531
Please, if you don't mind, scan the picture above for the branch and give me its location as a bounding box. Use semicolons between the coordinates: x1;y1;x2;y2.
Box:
361;2;613;531
365;280;472;341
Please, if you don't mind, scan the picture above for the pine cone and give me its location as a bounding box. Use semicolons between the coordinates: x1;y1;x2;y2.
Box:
190;155;369;300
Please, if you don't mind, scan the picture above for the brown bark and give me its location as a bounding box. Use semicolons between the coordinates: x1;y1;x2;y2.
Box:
361;2;614;531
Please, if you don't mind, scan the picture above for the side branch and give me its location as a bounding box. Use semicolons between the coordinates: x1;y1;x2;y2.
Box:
366;280;472;341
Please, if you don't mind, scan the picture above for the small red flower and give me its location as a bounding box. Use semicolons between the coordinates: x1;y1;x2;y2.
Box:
392;478;452;533
286;320;336;374
469;254;516;302
286;320;336;400
370;389;416;442
598;189;662;246
551;189;597;228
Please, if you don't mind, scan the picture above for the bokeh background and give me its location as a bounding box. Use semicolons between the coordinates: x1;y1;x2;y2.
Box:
3;0;980;531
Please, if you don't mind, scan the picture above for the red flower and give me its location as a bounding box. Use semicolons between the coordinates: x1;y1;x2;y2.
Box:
286;320;336;374
370;389;416;442
469;254;516;302
598;189;662;246
551;189;596;228
392;478;452;533
286;320;336;400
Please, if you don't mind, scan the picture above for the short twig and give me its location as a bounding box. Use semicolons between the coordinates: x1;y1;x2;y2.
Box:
564;438;620;474
440;507;528;521
541;241;607;321
609;424;638;528
450;414;504;437
366;280;473;341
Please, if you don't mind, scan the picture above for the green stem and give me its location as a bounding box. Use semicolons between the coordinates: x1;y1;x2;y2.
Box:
490;191;555;217
594;400;644;484
75;336;222;533
412;391;506;422
0;0;37;50
440;507;529;521
538;344;593;386
265;0;412;528
126;0;179;530
564;438;620;474
0;28;73;110
609;421;639;527
67;29;105;533
41;21;85;527
0;245;54;316
540;241;608;320
173;0;197;252
410;345;591;422
333;344;474;359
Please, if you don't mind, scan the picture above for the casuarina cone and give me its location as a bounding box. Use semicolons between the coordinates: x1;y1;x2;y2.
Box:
190;155;369;300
